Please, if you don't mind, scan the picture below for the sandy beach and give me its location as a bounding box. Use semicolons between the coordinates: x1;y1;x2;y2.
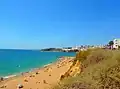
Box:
0;57;74;89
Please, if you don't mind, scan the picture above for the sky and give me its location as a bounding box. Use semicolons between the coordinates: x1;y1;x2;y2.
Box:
0;0;120;49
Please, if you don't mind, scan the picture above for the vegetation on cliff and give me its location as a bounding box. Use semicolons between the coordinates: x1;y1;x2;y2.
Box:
52;49;120;89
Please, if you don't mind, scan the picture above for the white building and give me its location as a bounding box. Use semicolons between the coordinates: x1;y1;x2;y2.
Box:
72;46;79;50
113;39;120;49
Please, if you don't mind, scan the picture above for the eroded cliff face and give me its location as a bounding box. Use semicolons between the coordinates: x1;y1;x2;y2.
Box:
60;60;82;80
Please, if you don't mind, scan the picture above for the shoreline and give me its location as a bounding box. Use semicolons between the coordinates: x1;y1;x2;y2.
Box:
0;56;75;89
0;56;74;82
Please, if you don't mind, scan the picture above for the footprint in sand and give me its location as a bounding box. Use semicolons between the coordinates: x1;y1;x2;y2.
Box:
0;85;6;88
43;80;48;84
49;74;51;76
24;79;28;82
29;75;35;77
36;72;39;75
36;81;40;84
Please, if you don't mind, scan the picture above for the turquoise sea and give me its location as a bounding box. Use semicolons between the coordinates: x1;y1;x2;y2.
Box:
0;49;75;77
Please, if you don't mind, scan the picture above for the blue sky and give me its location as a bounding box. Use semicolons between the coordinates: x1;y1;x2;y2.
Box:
0;0;120;49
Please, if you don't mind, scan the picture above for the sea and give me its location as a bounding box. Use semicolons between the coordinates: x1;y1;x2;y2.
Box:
0;49;76;77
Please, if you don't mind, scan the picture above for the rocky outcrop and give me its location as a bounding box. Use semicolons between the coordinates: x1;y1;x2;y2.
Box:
60;60;82;80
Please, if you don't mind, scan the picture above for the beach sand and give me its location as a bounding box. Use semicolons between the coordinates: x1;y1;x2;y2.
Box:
0;57;74;89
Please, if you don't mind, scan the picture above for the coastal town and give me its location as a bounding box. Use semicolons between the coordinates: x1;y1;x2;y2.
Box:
41;39;120;52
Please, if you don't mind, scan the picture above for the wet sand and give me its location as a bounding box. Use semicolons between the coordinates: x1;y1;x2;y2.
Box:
0;57;74;89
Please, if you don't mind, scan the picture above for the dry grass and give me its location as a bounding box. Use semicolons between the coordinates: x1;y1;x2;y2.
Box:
52;49;120;89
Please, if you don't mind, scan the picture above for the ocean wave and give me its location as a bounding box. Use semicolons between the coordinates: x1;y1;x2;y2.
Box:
3;75;17;79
